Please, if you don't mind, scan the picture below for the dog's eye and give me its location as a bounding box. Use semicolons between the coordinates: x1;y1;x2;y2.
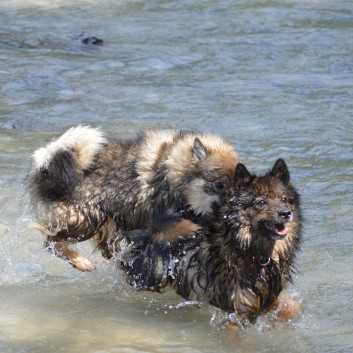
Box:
213;180;229;192
281;196;288;203
256;199;267;207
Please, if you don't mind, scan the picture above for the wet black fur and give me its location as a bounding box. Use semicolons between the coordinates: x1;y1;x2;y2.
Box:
119;159;303;325
30;150;84;202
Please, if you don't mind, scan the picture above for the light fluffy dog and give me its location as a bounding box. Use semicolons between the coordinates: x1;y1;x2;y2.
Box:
28;126;239;271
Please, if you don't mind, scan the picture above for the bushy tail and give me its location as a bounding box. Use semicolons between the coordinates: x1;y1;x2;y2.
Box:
28;125;106;202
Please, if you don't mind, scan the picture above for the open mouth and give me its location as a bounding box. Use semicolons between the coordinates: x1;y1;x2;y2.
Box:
264;221;288;237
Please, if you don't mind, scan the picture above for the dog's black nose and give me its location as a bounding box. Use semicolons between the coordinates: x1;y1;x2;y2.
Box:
278;209;291;220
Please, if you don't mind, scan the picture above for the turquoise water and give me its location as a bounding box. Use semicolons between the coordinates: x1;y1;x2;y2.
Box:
1;0;353;352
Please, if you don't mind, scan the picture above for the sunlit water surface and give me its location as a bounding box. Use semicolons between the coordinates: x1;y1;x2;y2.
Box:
1;0;353;352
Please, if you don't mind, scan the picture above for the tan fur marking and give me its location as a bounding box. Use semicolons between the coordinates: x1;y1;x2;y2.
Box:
268;291;301;322
54;240;95;271
208;146;238;176
271;212;300;259
152;219;201;242
235;285;261;317
237;224;252;246
166;133;238;183
93;217;120;259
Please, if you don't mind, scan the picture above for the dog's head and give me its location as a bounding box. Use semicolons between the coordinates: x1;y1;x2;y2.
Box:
168;135;238;215
229;159;302;257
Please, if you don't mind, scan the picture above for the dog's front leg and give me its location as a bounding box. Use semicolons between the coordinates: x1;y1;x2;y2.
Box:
151;205;201;243
46;238;95;271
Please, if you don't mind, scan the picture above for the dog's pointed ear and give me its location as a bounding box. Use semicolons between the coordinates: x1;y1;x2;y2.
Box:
234;163;253;187
192;138;208;161
271;159;290;184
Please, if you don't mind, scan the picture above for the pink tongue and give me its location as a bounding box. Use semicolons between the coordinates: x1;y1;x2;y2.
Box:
273;224;287;236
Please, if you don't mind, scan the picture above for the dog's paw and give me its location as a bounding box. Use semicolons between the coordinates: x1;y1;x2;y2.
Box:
276;296;301;322
70;256;96;271
268;291;301;323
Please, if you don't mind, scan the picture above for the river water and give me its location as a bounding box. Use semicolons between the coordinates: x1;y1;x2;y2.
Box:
1;0;353;352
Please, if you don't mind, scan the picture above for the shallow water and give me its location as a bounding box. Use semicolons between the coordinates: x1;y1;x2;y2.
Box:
1;0;353;352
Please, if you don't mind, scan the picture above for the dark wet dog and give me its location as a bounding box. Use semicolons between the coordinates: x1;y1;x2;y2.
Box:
119;159;303;326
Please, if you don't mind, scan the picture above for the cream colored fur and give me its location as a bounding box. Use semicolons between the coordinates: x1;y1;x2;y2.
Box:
32;125;106;171
135;130;238;214
166;133;237;182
